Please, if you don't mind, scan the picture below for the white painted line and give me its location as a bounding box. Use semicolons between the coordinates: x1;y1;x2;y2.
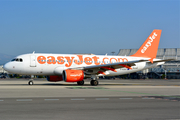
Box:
71;99;85;101
119;98;133;100
96;98;109;100
44;99;59;101
16;99;32;101
142;98;155;99
0;100;4;101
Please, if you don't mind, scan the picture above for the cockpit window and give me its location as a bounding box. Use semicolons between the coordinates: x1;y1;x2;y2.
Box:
11;58;23;62
11;59;16;61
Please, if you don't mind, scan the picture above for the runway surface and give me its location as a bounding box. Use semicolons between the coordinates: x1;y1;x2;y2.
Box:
0;78;179;120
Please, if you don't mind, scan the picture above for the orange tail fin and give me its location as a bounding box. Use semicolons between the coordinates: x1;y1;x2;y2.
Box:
131;29;162;62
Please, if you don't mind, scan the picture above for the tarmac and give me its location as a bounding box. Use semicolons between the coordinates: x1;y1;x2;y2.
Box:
0;78;179;120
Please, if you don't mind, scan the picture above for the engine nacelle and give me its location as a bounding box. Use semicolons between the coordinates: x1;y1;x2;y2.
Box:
63;69;84;82
54;67;63;75
47;75;63;82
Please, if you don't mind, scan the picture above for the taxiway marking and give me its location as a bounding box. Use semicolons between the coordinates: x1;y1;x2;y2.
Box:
95;98;109;100
71;98;85;100
16;99;32;101
44;99;59;101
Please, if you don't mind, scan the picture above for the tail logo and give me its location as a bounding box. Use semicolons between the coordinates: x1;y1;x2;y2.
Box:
141;32;157;53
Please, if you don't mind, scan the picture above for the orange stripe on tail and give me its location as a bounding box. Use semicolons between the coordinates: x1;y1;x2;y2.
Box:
131;29;162;63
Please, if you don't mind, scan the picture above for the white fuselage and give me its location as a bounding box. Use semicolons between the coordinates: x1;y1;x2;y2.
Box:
4;53;164;76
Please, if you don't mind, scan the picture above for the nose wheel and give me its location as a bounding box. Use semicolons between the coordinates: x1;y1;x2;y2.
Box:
28;80;34;85
28;75;34;85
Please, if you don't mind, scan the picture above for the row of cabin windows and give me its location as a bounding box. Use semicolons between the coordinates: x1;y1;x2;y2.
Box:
39;60;117;64
11;58;23;62
11;58;118;63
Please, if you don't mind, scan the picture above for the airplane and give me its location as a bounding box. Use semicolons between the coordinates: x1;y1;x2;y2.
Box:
3;29;171;86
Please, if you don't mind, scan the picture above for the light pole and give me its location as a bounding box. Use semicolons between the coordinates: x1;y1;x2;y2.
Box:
165;69;167;79
111;52;115;55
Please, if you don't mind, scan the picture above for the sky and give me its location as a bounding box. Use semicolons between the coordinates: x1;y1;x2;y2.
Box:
0;0;179;56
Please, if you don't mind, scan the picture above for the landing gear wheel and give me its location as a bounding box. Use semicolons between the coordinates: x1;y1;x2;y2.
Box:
77;80;84;85
28;80;34;85
90;80;99;86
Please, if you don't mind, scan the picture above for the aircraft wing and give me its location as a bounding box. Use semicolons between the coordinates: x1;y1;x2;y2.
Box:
74;60;148;75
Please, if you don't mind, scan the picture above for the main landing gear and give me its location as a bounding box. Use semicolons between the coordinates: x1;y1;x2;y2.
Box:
90;76;99;86
77;80;84;85
77;80;99;86
90;80;99;86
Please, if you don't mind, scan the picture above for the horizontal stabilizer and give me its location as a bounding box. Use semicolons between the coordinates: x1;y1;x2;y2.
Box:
152;59;175;63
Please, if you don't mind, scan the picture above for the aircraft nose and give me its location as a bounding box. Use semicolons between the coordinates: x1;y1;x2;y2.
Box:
3;62;11;71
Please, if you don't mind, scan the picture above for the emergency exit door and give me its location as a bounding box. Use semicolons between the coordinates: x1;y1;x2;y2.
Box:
30;55;36;67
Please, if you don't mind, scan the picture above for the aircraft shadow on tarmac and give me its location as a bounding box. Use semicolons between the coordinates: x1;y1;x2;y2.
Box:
0;79;179;86
0;82;141;86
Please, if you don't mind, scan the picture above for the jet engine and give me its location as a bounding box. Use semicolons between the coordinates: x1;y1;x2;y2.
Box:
47;75;63;82
63;69;84;82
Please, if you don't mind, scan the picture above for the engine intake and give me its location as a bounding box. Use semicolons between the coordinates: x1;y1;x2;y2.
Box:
63;69;84;82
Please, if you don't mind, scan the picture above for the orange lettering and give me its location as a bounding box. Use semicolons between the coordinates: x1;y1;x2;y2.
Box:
37;55;126;67
110;58;117;63
37;56;46;64
118;58;128;62
92;56;100;65
57;56;64;64
84;57;92;65
47;56;56;64
74;55;83;65
65;56;75;67
103;57;109;64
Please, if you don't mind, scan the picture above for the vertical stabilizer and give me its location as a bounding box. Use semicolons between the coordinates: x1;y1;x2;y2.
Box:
131;29;162;62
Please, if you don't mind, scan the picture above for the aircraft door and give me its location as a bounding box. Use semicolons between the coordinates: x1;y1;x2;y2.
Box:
30;55;36;67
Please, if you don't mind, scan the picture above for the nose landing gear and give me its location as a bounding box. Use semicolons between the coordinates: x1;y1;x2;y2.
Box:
28;75;34;85
28;80;34;85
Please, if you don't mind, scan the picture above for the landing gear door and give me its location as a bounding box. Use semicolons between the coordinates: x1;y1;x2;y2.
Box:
30;55;36;67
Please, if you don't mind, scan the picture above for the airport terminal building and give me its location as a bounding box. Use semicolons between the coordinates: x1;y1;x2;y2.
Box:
118;48;180;79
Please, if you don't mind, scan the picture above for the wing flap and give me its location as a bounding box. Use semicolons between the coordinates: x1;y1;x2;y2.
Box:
80;60;148;75
83;60;146;70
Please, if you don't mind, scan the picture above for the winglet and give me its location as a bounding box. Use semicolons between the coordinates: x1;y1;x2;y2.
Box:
131;29;162;60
